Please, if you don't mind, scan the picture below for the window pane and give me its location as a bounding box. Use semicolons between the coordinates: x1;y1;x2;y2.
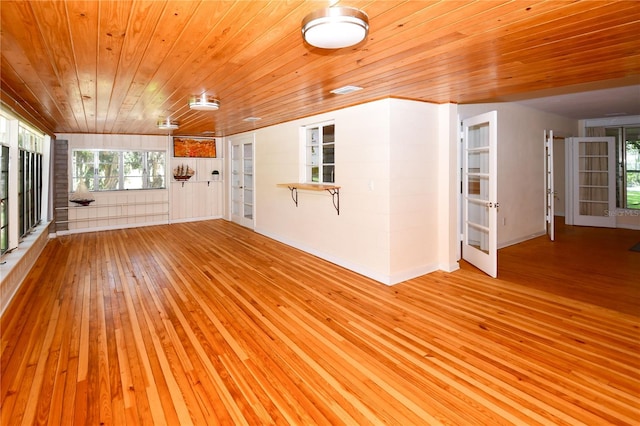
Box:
323;124;335;143
322;144;334;164
73;150;96;191
626;133;640;209
98;151;119;190
0;116;8;144
124;151;143;189
323;165;334;183
147;151;166;189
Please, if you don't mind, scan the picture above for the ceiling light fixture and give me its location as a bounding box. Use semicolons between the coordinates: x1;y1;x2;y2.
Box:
189;94;220;111
157;118;179;130
301;6;369;49
330;85;363;95
243;116;262;122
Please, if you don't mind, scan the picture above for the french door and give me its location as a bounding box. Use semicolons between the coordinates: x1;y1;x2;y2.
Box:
230;135;254;229
565;137;615;228
462;111;498;278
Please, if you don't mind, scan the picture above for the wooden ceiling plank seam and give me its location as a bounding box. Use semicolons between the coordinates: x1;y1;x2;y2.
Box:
131;2;274;128
350;0;636;78
103;0;169;134
0;1;76;133
95;0;133;134
209;38;639;131
213;1;494;95
66;1;101;133
2;1;638;136
165;2;316;117
123;0;268;131
116;1;205;135
0;41;63;134
494;5;640;56
117;1;202;133
212;1;561;112
30;1;88;133
273;4;638;108
72;2;608;131
349;2;576;72
0;89;56;137
492;0;640;45
137;2;271;108
149;2;308;130
497;28;640;67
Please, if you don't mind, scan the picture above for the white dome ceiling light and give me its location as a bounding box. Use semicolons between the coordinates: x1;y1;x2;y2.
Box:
302;6;369;49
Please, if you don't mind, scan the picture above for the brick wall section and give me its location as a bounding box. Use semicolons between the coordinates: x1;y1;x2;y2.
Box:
53;139;68;232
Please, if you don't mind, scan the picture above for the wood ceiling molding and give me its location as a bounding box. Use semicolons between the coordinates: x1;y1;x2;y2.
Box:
1;0;638;137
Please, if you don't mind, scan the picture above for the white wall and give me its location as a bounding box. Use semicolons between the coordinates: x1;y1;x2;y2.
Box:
250;99;451;285
459;103;578;248
388;99;443;280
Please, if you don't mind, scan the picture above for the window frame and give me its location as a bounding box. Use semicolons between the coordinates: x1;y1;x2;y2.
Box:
71;149;166;192
17;125;43;239
303;121;335;184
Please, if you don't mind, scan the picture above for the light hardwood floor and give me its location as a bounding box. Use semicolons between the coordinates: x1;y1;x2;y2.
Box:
1;219;638;425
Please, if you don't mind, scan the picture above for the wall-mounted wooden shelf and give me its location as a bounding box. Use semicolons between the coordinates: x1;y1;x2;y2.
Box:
277;183;340;215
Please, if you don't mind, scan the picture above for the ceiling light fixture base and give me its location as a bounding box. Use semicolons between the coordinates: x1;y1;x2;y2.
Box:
157;118;179;130
189;95;220;111
302;6;369;49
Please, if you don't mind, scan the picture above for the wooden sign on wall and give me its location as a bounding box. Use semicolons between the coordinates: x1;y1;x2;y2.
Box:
173;137;216;158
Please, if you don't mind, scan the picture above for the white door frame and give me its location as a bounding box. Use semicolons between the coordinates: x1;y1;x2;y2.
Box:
229;134;255;229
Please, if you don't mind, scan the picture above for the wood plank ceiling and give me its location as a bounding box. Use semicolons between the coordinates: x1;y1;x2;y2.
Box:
1;0;639;137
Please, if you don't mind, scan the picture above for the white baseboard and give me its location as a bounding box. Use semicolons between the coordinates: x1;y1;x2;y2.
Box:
498;230;546;250
55;219;170;236
255;227;441;286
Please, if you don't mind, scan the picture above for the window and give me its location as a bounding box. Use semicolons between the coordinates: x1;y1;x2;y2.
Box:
305;122;335;183
72;150;166;191
1;115;8;254
604;126;640;210
18;125;43;238
0;145;8;255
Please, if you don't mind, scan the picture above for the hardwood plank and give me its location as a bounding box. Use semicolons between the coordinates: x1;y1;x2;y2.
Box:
1;219;638;425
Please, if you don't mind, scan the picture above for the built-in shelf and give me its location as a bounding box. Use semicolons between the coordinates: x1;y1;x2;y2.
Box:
277;183;340;215
55;201;169;224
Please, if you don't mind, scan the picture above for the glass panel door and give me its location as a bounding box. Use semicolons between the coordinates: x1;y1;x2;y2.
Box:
230;135;254;228
462;111;498;278
568;137;615;227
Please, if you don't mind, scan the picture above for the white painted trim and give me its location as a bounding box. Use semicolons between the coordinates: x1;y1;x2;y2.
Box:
56;220;170;236
617;223;640;230
256;227;440;286
169;215;224;224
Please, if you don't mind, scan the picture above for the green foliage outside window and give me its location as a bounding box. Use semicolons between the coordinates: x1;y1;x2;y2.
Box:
72;150;166;192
